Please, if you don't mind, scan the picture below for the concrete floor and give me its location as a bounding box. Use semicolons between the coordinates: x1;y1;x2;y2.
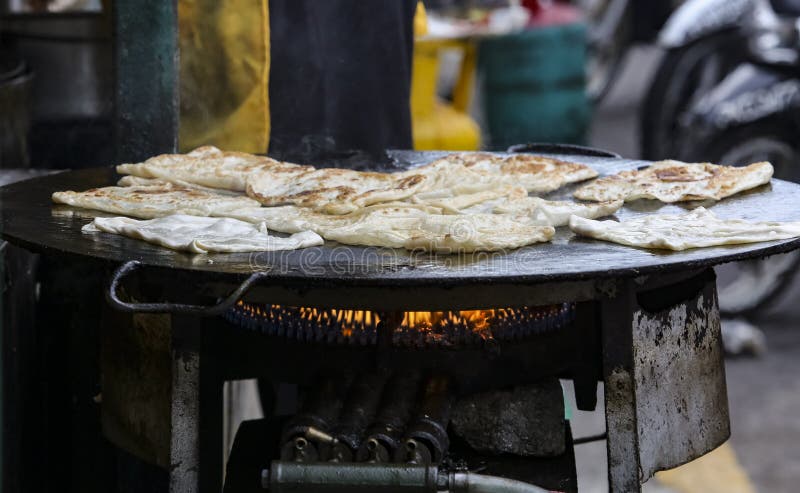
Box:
579;45;800;493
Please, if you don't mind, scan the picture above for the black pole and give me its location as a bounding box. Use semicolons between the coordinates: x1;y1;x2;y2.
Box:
113;0;179;163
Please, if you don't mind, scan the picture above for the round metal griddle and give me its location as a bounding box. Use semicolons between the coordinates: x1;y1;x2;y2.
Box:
3;150;800;310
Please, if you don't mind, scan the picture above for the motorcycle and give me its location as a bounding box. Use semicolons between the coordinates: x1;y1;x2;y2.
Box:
638;0;781;160
676;0;800;316
578;0;675;102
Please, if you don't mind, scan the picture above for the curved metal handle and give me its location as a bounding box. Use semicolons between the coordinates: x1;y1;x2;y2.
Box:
506;143;621;158
106;260;264;316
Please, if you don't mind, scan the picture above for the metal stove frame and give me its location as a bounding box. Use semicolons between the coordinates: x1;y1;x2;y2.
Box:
104;262;729;493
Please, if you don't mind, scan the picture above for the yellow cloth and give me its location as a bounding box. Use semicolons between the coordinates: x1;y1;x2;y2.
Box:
178;0;270;153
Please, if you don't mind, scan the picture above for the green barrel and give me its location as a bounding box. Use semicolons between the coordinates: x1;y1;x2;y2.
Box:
478;22;590;150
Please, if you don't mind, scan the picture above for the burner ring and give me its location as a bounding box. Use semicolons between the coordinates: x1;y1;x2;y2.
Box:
223;303;575;348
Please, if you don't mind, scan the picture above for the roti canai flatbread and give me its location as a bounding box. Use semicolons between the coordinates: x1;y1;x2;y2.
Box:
219;203;444;234
117;146;310;192
428;152;598;194
53;181;260;219
569;207;800;251
246;167;429;214
402;158;510;195
573;160;773;203
322;209;554;252
410;185;622;227
219;204;553;252
407;185;526;213
117;175;244;197
487;196;623;227
83;215;323;253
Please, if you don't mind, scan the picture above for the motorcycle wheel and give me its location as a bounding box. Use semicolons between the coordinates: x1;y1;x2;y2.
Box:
701;122;800;317
640;31;742;160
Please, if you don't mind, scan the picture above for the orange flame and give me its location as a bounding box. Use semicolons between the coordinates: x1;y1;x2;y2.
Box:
234;301;517;339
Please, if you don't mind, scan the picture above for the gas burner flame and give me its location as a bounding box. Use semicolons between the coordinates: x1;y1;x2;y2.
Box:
227;302;574;347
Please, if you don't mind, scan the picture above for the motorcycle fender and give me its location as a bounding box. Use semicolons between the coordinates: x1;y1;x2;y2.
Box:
658;0;754;48
686;63;800;131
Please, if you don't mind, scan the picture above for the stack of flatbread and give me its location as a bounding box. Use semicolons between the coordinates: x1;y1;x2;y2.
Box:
56;146;618;253
54;147;793;254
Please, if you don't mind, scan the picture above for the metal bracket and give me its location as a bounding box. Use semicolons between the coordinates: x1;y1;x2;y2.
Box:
106;260;265;316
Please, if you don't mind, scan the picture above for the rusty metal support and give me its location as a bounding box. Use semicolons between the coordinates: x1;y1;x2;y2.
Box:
601;279;640;492
170;315;223;493
600;270;730;492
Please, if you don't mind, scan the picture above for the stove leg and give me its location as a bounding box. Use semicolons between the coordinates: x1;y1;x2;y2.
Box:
599;271;730;493
170;315;223;493
600;281;641;493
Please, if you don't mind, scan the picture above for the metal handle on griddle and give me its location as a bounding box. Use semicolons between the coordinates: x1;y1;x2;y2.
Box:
506;143;621;158
106;260;264;316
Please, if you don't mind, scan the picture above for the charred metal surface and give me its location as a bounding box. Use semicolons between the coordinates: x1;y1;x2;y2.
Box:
448;423;578;493
600;280;640;492
331;372;388;462
169;316;201;493
113;0;179;162
397;375;454;464
357;372;422;463
101;310;171;469
169;316;223;493
632;275;729;479
600;269;729;492
450;380;565;457
280;374;352;462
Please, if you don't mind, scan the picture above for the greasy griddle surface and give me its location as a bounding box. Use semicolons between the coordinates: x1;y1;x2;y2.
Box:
3;151;800;287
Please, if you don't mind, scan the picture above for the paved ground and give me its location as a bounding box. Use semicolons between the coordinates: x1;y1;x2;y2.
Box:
577;45;800;493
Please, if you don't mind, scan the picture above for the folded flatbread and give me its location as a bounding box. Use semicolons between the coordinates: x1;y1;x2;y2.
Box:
220;204;553;252
218;203;444;234
408;186;526;213
574;160;773;203
323;209;554;252
425;152;598;194
117;146;309;192
402;159;510;195
53;181;260;218
83;215;323;253
406;184;621;226
569;207;800;251
488;197;623;227
117;175;245;196
246;167;429;214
